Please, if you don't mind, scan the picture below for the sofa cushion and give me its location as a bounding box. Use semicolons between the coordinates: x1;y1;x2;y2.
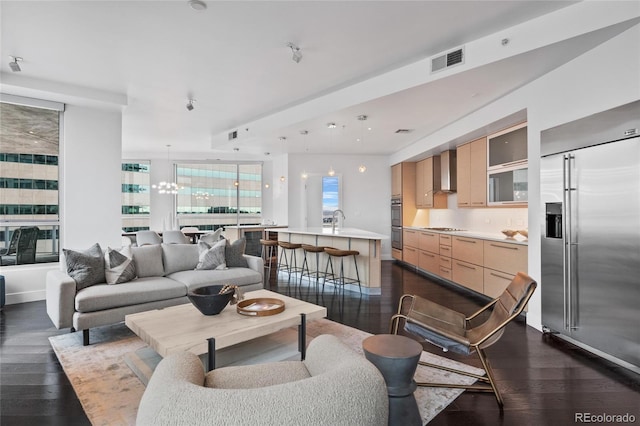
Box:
75;276;186;313
162;243;199;275
104;246;137;284
196;240;227;270
131;244;164;278
63;243;106;290
225;238;248;268
168;268;262;291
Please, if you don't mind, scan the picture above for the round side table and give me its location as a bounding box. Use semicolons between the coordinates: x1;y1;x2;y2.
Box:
362;334;423;426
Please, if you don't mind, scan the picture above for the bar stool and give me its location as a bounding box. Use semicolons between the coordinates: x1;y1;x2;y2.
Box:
276;241;303;287
299;244;327;292
323;248;362;296
260;239;278;285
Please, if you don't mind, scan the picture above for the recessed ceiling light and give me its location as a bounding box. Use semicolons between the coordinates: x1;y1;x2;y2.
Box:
188;0;207;11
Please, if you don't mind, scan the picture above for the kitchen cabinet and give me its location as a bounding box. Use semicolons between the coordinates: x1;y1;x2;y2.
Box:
418;231;439;253
416;157;447;209
391;162;417;223
452;260;483;293
487;122;528;206
419;250;439;274
418;230;440;274
438;234;452;280
483;240;528;297
391;163;402;198
457;137;487;207
402;228;419;266
452;236;483;266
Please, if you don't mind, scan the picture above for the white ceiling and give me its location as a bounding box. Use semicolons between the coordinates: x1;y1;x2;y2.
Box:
1;0;624;159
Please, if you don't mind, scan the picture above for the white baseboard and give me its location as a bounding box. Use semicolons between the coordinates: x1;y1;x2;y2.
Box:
6;289;46;305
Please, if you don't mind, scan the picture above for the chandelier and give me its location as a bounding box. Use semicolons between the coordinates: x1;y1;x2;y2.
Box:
152;145;182;194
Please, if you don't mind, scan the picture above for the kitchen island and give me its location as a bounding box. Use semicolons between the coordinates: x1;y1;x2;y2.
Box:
224;225;288;256
274;227;386;295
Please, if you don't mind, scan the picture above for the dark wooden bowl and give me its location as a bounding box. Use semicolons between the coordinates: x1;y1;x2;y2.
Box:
187;285;234;315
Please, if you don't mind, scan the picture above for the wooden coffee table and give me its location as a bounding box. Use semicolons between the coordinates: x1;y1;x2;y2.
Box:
125;289;326;370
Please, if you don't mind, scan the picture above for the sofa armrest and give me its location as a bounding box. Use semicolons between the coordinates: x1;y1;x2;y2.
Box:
46;270;76;329
243;254;263;276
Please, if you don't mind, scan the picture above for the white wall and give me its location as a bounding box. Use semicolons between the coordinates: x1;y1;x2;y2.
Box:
393;23;640;331
287;153;392;258
2;104;123;304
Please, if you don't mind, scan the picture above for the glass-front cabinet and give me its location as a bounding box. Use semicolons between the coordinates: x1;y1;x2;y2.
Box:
487;122;528;205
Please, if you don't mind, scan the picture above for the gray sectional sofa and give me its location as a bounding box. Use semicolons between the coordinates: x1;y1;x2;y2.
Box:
46;243;263;345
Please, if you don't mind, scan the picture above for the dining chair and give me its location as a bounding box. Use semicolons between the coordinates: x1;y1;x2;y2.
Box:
162;230;190;244
135;230;162;246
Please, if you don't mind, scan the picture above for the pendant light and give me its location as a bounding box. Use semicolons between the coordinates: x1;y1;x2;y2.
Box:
357;115;367;173
327;122;336;176
152;145;181;194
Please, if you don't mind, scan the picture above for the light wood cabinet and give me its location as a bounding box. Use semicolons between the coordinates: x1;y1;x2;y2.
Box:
416;157;447;209
419;250;439;274
483;241;527;276
392;248;402;261
452;260;483;293
452;236;483;266
403;246;419;266
391;163;402;198
403;229;419;248
418;231;439;253
457;137;487;207
483;269;515;299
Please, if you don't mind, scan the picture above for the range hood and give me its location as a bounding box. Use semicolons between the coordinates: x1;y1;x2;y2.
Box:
436;150;457;193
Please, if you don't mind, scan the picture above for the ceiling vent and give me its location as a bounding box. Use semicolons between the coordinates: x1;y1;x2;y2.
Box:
395;129;413;134
431;46;464;73
228;130;238;141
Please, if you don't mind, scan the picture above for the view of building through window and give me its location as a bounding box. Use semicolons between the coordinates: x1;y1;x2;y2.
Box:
176;162;262;230
0;101;61;266
121;162;151;232
322;176;340;225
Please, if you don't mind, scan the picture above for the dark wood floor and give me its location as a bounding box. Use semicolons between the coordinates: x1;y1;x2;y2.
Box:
1;260;639;425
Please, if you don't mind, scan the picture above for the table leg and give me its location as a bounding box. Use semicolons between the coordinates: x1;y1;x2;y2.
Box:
298;313;306;360
207;337;216;371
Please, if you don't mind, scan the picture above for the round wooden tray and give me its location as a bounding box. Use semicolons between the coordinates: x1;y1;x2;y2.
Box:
236;297;285;316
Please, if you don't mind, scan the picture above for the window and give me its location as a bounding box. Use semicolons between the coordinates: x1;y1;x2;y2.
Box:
322;176;340;225
175;162;262;230
0;99;62;266
121;161;151;232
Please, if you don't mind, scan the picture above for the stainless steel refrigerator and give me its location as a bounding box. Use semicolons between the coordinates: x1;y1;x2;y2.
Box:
540;100;640;374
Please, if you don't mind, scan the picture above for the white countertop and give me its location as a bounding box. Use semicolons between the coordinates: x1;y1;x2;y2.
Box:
224;225;287;229
404;226;528;245
275;227;387;240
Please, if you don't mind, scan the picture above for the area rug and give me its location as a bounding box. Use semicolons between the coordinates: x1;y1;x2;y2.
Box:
49;319;484;426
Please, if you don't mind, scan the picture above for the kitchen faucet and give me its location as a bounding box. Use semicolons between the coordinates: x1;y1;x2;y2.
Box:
332;209;345;233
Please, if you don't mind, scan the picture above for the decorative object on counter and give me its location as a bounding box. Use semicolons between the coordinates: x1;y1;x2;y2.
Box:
501;229;518;238
517;229;528;238
237;297;285;316
187;284;242;315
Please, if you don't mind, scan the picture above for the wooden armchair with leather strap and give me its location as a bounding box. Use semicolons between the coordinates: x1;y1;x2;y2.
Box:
389;271;537;407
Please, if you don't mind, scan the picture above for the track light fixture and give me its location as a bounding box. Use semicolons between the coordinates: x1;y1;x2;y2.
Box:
9;56;22;72
287;42;302;63
186;99;195;111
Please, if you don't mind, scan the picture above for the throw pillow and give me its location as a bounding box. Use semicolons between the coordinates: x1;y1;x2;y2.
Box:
63;243;105;290
131;244;165;278
104;246;137;284
225;238;248;268
199;228;223;245
195;239;227;270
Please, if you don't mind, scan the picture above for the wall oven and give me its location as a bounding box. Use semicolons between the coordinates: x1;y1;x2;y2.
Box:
391;198;402;249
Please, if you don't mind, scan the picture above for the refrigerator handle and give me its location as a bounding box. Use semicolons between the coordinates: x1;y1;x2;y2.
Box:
564;154;577;331
562;155;570;330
